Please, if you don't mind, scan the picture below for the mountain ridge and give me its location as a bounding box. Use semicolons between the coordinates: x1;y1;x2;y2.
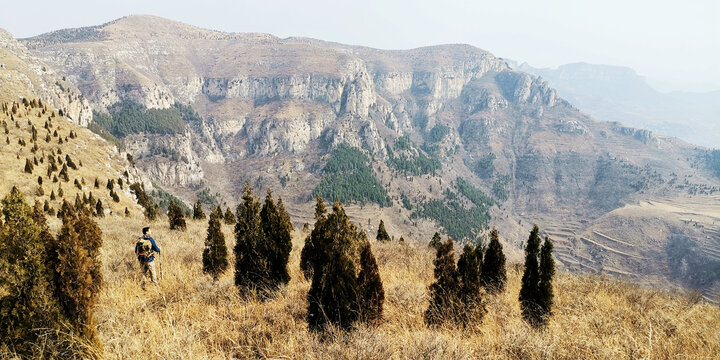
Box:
509;60;720;148
5;15;720;300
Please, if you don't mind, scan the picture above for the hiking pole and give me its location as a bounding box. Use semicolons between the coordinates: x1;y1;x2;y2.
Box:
158;254;163;281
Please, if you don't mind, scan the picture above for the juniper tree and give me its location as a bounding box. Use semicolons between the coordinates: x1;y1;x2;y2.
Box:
73;193;84;213
481;228;507;294
223;206;235;225
260;190;292;287
234;184;268;293
57;200;74;219
59;163;69;182
457;242;484;324
145;201;158;221
0;188;65;356
538;236;555;323
307;201;381;331
193;199;206;220
203;207;229;281
110;189;120;202
212;205;223;221
300;195;327;279
376;219;390;241
277;197;293;234
24;158;33;173
358;241;385;324
95;199;104;217
519;224;543;326
168;200;187;231
53;209;103;346
429;231;442;249
71;212;103;298
425;238;460;326
129;182;157;220
31;203;56;281
66;155;77;170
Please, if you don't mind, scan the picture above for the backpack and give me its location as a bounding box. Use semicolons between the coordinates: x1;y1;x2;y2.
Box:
135;237;154;261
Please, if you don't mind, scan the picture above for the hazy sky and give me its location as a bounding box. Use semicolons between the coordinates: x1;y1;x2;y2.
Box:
1;0;718;92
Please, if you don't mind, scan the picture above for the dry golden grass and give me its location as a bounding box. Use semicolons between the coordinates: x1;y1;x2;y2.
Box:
0;100;140;216
2;99;717;358
93;216;719;359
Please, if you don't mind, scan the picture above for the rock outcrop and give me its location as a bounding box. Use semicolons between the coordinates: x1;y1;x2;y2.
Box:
16;16;720;300
0;29;92;125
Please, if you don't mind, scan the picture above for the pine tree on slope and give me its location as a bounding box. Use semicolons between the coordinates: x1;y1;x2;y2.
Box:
429;231;442;249
538;236;555;322
481;228;507;294
234;184;269;293
425;237;460;326
168;200;187;231
457;242;484;324
300;195;327;280
193;199;206;220
358;241;385;324
223;206;235;225
376;219;390;242
203;207;229;281
260;190;292;287
307;201;384;331
519;224;542;326
0;188;64;356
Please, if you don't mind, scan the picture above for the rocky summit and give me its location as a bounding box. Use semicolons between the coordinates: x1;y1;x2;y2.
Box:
11;15;720;300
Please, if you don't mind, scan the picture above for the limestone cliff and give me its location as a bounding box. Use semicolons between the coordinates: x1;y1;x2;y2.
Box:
19;15;720;301
0;29;92;125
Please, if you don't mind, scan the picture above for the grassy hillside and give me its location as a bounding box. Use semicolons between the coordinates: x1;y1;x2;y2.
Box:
91;217;719;359
0;98;141;217
1;97;717;359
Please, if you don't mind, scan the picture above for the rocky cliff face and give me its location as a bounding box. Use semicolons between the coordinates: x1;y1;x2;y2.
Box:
19;15;720;300
0;29;92;125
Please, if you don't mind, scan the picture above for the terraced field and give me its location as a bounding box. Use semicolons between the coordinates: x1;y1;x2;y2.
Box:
536;194;720;302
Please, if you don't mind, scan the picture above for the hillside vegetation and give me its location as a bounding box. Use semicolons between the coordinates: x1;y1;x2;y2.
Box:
0;99;718;359
19;16;720;300
0;99;140;217
88;218;718;359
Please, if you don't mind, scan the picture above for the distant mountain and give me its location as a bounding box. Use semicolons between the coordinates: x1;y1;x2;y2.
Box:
10;15;720;300
508;61;720;148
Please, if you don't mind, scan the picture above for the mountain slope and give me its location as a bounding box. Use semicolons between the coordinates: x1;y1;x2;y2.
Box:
0;29;151;220
0;29;92;125
18;15;720;300
510;61;720;148
0;96;144;219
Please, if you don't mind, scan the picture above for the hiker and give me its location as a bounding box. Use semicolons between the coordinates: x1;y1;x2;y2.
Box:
135;226;161;287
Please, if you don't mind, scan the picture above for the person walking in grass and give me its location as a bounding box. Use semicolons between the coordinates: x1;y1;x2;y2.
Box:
135;226;161;288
